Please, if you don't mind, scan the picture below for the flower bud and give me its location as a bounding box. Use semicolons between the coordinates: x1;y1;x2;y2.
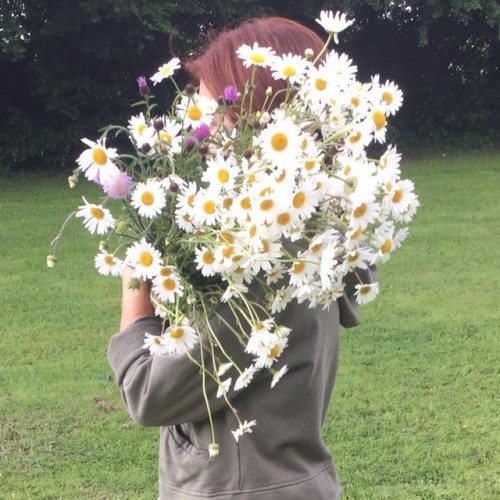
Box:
99;240;108;251
115;220;128;235
136;76;150;96
141;142;152;154
153;117;164;131
169;181;179;192
68;174;78;189
184;83;195;96
259;112;270;124
199;144;209;155
46;255;57;268
209;296;219;304
243;150;253;160
164;237;171;247
265;87;273;97
304;48;314;59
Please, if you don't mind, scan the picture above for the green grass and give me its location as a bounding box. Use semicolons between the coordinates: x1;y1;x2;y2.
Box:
1;150;499;498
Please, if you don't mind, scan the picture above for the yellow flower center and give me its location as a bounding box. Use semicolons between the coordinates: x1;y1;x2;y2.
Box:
283;66;296;77
222;246;234;258
249;225;257;238
351;97;360;108
293;261;305;274
90;207;105;219
202;251;215;265
349;132;361;144
276;169;287;183
159;131;172;143
217;169;229;183
382;91;393;105
276;212;290;225
260;239;269;253
188;106;202;121
92;148;107;165
347;251;359;263
315;78;327;91
248;173;256;184
304;160;316;171
153;337;162;345
271;133;288;152
260;199;274;211
240;197;252;210
160;267;172;276
139;252;153;267
137;124;146;136
223;197;233;210
386;181;393;192
392;190;403;203
372;111;386;131
219;232;234;244
163;278;176;291
269;345;280;358
203;200;215;214
250;53;265;64
187;194;195;207
170;327;184;339
344;165;352;175
350;227;362;240
104;255;115;265
141;191;154;206
381;239;392;254
353;204;367;218
359;285;372;295
310;243;322;254
293;191;305;208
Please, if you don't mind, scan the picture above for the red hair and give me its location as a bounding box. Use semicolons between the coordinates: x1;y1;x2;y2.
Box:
184;17;324;118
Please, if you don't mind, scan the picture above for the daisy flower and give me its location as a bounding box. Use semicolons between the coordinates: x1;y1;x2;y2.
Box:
354;282;380;304
208;443;220;457
216;378;232;398
177;94;217;129
371;75;403;116
372;223;409;264
195;246;218;277
237;43;275;68
259;117;302;168
76;138;119;185
349;200;380;229
254;337;288;369
154;118;183;156
231;420;257;442
150;57;181;85
125;238;163;280
234;366;258;391
271;365;289;389
161;324;198;354
316;11;354;43
94;250;123;276
131;179;166;219
152;267;184;303
323;50;357;83
128;112;154;148
270;53;310;85
289;179;320;220
217;362;234;377
288;255;316;288
75;197;116;235
201;154;239;193
192;188;222;226
143;332;169;355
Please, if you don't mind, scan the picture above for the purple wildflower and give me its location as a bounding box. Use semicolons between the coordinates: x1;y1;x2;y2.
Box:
184;136;196;151
103;171;133;199
192;123;211;141
136;76;150;96
223;85;238;104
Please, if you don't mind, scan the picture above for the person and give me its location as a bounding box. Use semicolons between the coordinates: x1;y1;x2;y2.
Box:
108;16;375;499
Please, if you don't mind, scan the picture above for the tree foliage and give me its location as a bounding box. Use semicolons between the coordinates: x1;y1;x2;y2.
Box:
0;0;498;172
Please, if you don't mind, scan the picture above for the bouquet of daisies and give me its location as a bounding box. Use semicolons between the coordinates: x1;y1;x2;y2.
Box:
49;11;418;452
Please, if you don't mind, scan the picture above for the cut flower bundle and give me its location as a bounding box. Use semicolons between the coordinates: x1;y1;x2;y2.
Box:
50;11;418;453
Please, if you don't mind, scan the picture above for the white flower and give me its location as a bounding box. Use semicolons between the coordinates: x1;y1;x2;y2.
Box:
153;118;183;156
254;337;288;369
75;197;116;235
76;138;119;185
195;246;218;277
220;283;248;302
192;188;222;226
161;325;198;354
316;11;354;43
152;267;184;303
258;118;302;168
94;250;123;276
177;94;217;129
201;154;239;193
143;332;169;355
231;420;257;442
208;443;220;457
216;378;232;398
125;238;163;280
128;112;154;147
271;365;289;388
237;43;275;68
354;282;380;304
151;57;181;85
234;366;258;391
217;362;234;377
270;53;310;84
131;179;167;219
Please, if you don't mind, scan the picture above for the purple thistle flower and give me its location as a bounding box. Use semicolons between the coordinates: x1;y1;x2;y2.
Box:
223;85;238;104
184;136;196;151
136;76;150;96
103;171;133;199
192;123;211;141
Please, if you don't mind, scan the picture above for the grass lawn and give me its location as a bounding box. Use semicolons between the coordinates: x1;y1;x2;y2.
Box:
1;150;499;498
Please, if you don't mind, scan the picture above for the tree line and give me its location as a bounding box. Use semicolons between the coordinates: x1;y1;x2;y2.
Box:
1;0;499;172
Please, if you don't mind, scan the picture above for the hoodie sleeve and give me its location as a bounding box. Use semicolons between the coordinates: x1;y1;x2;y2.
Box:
108;303;254;427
